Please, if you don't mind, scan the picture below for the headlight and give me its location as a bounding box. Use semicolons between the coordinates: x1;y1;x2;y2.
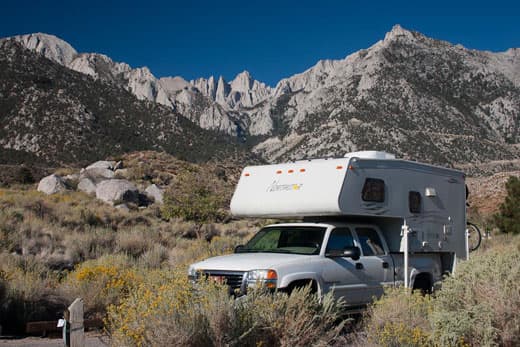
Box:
246;269;277;289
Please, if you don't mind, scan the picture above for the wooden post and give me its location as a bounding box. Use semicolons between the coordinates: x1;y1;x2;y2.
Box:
68;298;85;347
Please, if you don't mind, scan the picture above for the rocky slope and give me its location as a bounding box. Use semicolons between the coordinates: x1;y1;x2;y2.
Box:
2;26;520;167
0;39;253;166
247;25;520;164
467;171;520;216
8;33;262;137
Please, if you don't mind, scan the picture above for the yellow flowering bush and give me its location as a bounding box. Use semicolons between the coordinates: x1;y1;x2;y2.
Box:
363;287;434;347
63;254;142;315
107;271;346;347
106;269;210;346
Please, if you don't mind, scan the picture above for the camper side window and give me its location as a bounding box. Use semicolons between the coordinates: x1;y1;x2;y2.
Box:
362;178;385;202
409;191;421;213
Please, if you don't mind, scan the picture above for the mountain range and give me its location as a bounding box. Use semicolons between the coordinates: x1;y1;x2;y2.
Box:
1;25;519;167
0;39;253;166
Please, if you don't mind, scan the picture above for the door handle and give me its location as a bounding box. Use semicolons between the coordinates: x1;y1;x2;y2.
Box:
355;263;363;270
382;262;389;269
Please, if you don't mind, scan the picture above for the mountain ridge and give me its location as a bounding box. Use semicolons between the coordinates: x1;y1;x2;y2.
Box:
0;39;255;166
1;25;519;167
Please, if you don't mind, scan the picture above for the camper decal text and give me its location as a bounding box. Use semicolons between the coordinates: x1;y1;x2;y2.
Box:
267;181;304;192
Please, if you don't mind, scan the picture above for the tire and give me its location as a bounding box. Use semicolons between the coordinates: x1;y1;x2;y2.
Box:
412;273;433;295
466;222;482;252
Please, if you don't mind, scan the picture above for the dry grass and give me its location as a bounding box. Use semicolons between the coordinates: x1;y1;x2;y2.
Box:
432;237;520;346
0;152;263;335
0;184;241;330
137;244;169;269
115;228;156;258
0;252;65;333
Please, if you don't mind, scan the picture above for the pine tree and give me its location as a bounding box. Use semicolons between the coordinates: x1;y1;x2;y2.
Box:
493;176;520;234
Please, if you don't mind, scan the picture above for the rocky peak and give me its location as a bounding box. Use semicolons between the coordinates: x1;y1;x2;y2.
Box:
3;33;179;108
273;57;344;96
131;66;154;79
230;70;253;92
11;33;77;65
383;24;418;43
272;25;457;98
159;76;190;94
68;53;131;80
190;71;272;109
505;48;520;59
215;75;230;104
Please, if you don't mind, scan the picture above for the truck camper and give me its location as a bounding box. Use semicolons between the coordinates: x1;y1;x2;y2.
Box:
189;151;468;306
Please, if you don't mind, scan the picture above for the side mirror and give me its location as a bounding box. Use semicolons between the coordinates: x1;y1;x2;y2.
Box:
326;246;361;261
234;245;245;253
342;246;361;261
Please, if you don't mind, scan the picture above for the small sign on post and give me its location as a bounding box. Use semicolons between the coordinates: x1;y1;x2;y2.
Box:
68;298;85;347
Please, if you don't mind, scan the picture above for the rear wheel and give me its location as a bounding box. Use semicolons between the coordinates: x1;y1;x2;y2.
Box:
466;222;482;252
412;273;432;295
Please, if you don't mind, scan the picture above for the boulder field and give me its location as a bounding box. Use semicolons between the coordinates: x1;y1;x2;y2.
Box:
37;160;164;208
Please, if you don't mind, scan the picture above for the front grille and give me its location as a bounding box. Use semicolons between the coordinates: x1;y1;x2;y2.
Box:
203;270;245;291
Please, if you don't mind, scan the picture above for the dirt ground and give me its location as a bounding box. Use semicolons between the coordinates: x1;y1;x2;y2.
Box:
0;332;109;347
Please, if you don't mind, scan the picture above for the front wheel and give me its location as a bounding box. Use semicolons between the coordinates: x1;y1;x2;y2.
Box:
466;222;482;252
286;280;318;295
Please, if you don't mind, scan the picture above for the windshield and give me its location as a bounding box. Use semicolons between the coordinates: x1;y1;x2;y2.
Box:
239;226;326;255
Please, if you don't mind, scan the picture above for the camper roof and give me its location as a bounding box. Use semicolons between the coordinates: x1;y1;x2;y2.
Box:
230;151;463;218
231;152;396;218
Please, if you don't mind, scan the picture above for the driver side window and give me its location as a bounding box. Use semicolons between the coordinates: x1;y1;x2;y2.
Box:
326;228;354;252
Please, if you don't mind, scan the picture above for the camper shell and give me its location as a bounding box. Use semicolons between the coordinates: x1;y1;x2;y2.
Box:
231;151;467;260
189;151;468;302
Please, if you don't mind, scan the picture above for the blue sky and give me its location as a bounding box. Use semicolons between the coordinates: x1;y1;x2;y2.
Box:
1;0;518;86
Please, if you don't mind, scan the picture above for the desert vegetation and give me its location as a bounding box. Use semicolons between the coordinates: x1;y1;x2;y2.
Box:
0;151;256;334
1;152;519;346
493;176;520;235
107;279;347;347
353;234;520;347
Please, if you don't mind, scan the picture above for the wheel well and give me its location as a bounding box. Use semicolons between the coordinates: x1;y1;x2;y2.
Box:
412;273;433;294
287;279;318;294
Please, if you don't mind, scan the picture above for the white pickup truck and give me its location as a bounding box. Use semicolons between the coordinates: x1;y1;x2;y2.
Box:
189;221;442;306
189;151;467;306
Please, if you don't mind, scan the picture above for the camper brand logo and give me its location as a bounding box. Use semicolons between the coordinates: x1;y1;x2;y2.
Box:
267;181;304;192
